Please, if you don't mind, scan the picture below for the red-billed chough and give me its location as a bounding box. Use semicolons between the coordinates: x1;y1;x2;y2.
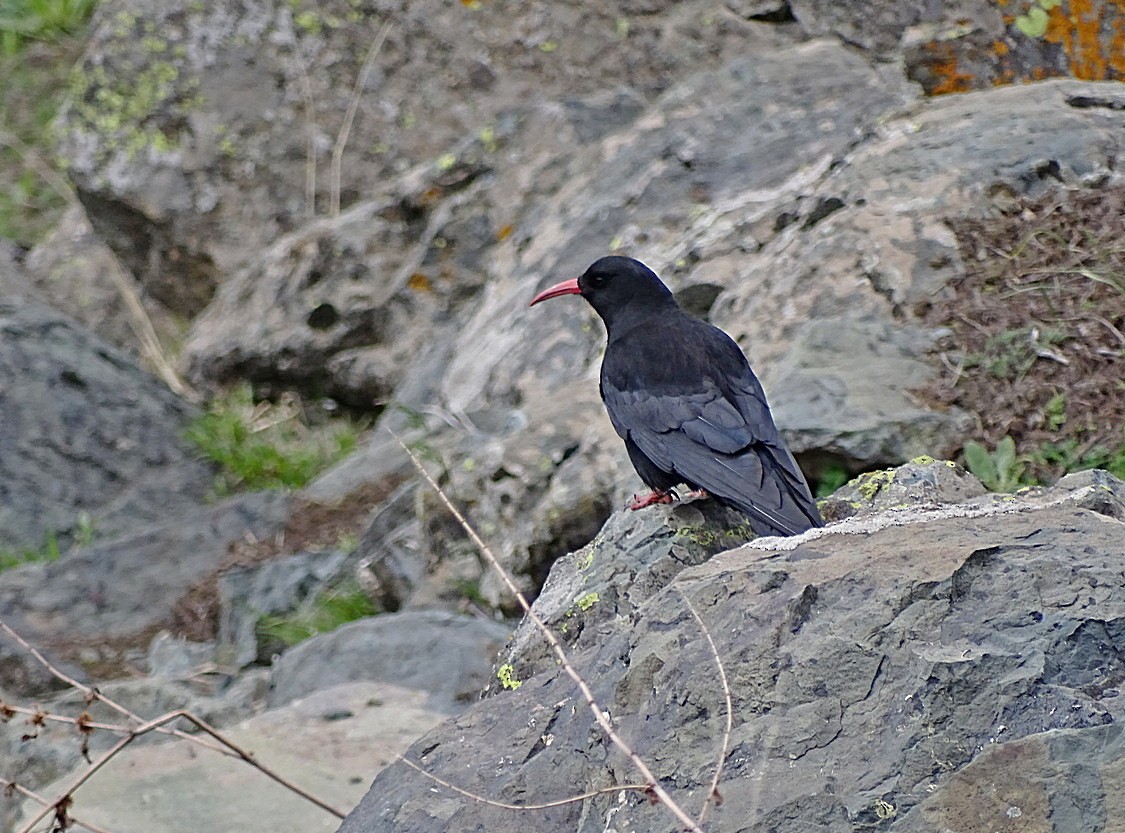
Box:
530;255;822;537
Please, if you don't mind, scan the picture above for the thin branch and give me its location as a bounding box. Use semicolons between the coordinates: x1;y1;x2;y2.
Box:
0;777;115;833
391;432;704;833
0;129;196;402
330;21;392;216
397;756;648;811
678;590;732;826
16;708;347;833
292;56;318;217
0;619;345;818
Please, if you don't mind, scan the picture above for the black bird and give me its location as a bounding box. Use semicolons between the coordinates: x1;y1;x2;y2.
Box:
530;256;822;537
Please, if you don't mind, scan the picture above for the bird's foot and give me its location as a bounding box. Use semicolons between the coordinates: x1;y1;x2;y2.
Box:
672;487;709;502
627;490;676;510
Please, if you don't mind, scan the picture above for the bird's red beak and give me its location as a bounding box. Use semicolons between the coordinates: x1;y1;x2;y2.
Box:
529;278;581;307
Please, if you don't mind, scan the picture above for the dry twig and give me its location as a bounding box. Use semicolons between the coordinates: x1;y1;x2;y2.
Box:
391;431;706;833
0;619;346;828
330;21;392;217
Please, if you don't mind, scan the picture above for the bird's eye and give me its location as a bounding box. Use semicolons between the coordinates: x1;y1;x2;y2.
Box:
588;273;608;289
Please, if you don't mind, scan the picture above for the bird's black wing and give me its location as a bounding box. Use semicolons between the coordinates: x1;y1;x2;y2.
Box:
601;324;821;536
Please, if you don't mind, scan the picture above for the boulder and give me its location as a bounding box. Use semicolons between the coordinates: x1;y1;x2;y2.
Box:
55;0;778;317
0;294;214;553
336;465;1125;833
268;610;511;711
14;682;448;833
0;491;289;697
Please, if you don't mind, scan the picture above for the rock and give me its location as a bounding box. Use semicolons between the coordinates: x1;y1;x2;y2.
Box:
787;0;1125;93
0;491;290;697
218;548;351;668
268;610;511;711
0;294;214;553
56;0;776;318
22;205;180;357
147;631;217;678
0;669;271;824
180;189;490;408
482;498;754;697
336;467;1125;833
15;682;447;833
708;79;1125;470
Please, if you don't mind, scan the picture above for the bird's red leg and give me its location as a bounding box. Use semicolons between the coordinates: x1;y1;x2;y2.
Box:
627;490;675;510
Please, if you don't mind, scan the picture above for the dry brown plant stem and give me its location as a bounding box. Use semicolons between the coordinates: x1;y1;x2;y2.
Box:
0;128;196;402
679;590;733;825
0;619;347;829
0;777;114;833
330;21;392;217
392;432;706;833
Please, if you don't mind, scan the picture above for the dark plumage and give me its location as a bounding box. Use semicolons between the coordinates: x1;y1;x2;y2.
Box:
530;256;822;537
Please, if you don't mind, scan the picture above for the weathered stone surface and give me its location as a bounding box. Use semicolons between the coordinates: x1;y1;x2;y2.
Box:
268;610;511;711
708;79;1125;469
218;548;350;668
336;468;1125;833
788;0;1125;92
22;205;180;356
14;682;447;833
482;498;753;697
0;492;290;697
0;295;214;553
56;0;780;317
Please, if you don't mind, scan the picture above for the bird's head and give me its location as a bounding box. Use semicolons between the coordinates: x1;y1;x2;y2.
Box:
529;256;676;329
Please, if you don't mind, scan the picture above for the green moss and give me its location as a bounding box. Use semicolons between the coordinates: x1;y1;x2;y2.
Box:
577;549;595;571
852;468;897;500
675;519;756;547
497;663;522;690
575;591;599;611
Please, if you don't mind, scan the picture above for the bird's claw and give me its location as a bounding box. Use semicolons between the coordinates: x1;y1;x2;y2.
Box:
627;490;675;510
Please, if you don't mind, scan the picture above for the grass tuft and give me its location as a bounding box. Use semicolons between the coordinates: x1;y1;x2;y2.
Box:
184;383;365;495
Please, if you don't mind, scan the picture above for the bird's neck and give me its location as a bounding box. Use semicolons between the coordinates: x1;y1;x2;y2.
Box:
600;301;679;343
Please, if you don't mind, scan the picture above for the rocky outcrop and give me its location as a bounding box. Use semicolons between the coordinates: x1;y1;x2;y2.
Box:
337;465;1125;833
0;293;214;553
0;491;289;697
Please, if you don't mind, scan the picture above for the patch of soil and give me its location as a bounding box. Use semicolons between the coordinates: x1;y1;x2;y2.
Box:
169;478;404;642
916;185;1125;484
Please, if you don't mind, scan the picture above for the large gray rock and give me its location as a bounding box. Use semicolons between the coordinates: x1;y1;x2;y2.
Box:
0;491;289;697
709;80;1125;467
336;467;1125;833
56;0;778;317
0;294;214;553
268;610;511;711
14;682;447;833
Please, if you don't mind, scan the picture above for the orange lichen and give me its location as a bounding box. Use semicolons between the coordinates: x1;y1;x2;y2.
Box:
406;273;433;293
1043;0;1125;79
993;39;1011;55
927;42;977;94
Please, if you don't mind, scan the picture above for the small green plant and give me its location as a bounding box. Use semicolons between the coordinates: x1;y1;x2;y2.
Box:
256;582;378;648
184;384;364;494
0;531;60;572
1028;435;1125;483
815;463;850;497
962;435;1026;492
0;0;98;54
1043;392;1067;431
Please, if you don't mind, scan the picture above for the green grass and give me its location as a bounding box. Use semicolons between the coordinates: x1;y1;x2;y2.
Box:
0;531;60;572
256;582;379;649
0;0;97;54
184;384;365;494
0;1;97;244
